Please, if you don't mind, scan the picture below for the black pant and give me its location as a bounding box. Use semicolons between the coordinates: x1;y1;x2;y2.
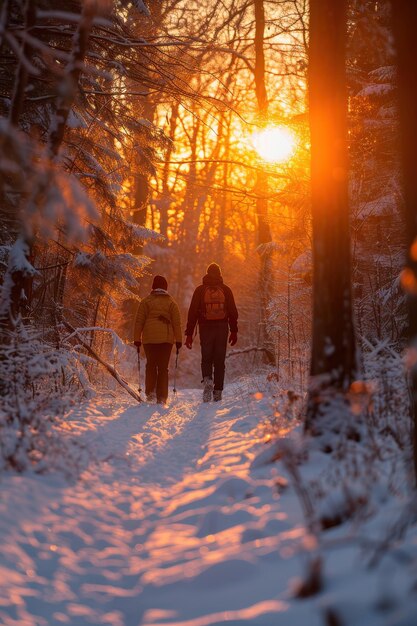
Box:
143;343;173;402
199;323;228;390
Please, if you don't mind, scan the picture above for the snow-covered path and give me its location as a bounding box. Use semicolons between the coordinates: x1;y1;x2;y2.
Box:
4;387;415;626
0;387;312;626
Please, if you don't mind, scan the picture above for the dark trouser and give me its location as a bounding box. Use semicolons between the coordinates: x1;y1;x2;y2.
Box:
143;343;173;402
199;323;228;391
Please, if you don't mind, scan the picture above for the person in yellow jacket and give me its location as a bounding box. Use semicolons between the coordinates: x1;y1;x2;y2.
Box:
134;275;182;404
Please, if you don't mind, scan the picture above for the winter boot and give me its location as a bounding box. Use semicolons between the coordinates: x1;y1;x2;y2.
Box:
203;377;213;402
213;389;222;402
146;392;156;402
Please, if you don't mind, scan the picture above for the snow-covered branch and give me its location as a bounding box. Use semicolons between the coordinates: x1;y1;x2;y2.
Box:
62;321;141;403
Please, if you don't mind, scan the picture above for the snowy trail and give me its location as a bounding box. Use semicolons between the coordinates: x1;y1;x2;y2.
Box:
0;388;318;626
2;387;417;626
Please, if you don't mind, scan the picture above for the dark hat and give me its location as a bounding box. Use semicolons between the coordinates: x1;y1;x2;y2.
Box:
206;262;222;277
152;275;168;290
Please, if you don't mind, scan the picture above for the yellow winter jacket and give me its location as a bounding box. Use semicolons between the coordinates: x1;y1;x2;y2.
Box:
134;289;182;345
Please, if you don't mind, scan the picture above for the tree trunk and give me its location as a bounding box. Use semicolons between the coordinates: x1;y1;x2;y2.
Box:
160;103;179;240
254;0;275;365
1;0;37;329
391;0;417;482
48;1;95;157
9;0;36;127
254;0;269;243
218;121;231;265
306;0;357;431
254;0;268;116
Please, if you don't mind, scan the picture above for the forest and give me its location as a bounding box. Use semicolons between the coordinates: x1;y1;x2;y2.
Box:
1;1;417;625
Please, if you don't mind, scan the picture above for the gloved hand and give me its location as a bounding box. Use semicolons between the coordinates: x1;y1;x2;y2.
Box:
134;340;141;352
228;332;237;346
185;335;193;349
176;341;182;352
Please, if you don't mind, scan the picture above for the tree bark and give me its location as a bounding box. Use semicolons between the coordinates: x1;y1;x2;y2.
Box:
254;0;275;365
254;0;270;244
9;0;36;127
254;0;268;116
160;103;179;240
254;0;270;245
306;0;357;430
48;1;95;157
391;0;417;482
1;0;37;329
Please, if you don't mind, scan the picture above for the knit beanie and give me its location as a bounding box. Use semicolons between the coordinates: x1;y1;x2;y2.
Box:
206;262;222;277
152;275;168;290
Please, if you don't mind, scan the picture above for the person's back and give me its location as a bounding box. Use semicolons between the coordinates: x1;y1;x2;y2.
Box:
134;275;182;404
185;263;238;402
138;290;181;345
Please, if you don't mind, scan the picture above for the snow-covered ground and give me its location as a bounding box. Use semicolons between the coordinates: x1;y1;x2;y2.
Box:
1;386;417;626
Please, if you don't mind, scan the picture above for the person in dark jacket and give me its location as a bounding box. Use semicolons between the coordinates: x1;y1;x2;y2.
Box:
134;275;182;404
185;263;238;402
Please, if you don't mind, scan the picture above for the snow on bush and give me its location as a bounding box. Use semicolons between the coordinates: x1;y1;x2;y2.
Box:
303;341;411;529
248;340;415;604
0;322;92;473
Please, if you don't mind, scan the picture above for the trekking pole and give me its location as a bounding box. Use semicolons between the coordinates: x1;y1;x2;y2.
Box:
137;346;142;395
173;348;179;398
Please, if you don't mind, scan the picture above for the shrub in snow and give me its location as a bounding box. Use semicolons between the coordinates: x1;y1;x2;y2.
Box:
0;322;91;473
250;339;415;604
362;338;411;453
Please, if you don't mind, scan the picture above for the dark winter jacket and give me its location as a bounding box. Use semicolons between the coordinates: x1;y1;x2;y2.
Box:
185;274;238;336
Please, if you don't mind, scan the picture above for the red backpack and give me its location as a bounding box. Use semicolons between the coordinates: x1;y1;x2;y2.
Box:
202;285;227;320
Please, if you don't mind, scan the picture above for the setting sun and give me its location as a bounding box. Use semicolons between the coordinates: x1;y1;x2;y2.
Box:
251;125;297;163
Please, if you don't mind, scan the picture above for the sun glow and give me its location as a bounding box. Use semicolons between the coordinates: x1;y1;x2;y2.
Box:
251;125;297;163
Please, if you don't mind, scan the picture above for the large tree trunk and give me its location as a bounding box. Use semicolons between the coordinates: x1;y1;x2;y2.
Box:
254;0;275;365
391;0;417;482
306;0;357;432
